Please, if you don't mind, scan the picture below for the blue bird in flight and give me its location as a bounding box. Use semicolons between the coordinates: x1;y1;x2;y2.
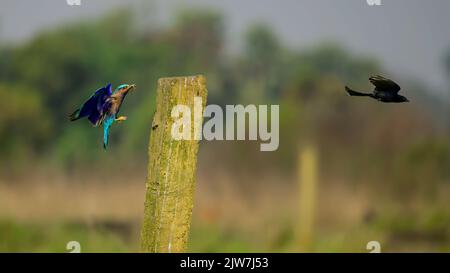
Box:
69;83;136;149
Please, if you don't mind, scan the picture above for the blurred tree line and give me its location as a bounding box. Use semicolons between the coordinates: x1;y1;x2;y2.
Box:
0;9;448;197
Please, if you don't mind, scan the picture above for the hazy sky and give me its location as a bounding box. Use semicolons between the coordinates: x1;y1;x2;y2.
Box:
1;0;450;92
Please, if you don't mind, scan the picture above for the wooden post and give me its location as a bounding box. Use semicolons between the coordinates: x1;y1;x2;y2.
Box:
140;75;207;253
297;145;318;251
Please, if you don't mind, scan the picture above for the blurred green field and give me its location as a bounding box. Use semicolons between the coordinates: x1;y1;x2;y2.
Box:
0;7;449;252
0;169;449;253
2;208;449;253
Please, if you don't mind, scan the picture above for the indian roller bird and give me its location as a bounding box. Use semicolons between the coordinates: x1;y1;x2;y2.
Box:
69;83;136;149
345;75;409;103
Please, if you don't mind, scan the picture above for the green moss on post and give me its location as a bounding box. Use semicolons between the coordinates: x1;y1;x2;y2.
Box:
140;75;207;253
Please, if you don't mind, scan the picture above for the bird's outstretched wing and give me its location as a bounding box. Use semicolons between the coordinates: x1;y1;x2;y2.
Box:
369;75;401;93
69;83;113;126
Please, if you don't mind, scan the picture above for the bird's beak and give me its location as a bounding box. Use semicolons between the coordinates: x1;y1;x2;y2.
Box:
128;84;136;92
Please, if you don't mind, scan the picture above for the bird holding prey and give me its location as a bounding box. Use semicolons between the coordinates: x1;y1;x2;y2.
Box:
69;83;136;149
345;75;409;103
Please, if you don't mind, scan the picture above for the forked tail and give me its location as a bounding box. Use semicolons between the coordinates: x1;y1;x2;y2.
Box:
345;86;374;98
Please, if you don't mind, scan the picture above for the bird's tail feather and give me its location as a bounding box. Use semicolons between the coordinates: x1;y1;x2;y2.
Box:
69;109;81;121
345;86;374;97
103;116;114;150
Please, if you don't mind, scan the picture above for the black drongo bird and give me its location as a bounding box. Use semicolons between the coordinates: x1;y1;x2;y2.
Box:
345;75;409;103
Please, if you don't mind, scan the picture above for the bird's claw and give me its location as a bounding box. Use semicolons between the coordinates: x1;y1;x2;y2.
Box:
115;116;127;122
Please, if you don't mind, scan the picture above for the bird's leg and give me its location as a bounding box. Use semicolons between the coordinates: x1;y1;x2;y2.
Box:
115;116;127;122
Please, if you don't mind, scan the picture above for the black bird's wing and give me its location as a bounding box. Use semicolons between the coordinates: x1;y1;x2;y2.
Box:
369;75;401;93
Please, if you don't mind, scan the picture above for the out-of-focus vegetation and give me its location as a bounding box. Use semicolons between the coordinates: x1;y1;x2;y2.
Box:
0;8;449;252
